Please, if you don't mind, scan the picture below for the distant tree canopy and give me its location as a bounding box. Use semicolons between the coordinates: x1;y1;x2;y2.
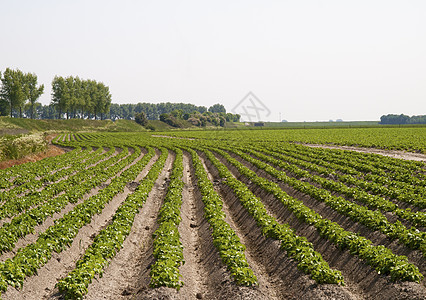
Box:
380;114;426;125
157;109;240;128
208;103;226;113
134;111;148;126
51;76;111;120
109;102;208;121
0;68;44;118
0;68;235;123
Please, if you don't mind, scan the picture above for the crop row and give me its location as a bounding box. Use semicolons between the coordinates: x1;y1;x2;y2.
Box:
0;146;137;255
150;148;184;289
262;144;426;209
200;148;344;284
232;146;426;255
211;147;423;283
249;145;426;226
0;147;109;205
0;147;120;220
56;147;164;299
274;143;426;185
0;146;87;190
187;147;258;286
0;145;150;296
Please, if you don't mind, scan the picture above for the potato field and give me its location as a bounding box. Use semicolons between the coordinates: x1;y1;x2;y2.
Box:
0;129;425;299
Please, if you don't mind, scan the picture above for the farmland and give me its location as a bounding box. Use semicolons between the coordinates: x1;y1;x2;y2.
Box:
0;128;425;299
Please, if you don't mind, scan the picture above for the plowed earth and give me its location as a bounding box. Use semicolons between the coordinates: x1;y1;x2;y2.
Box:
0;145;425;299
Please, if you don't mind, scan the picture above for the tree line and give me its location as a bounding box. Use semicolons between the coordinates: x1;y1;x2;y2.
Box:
0;68;44;118
0;68;238;122
51;76;111;120
380;114;426;125
0;68;111;120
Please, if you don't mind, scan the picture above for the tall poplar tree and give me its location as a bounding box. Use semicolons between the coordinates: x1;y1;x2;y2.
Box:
25;72;44;119
0;68;27;117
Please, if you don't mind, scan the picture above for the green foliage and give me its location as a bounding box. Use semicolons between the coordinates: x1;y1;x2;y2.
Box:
51;76;111;120
208;103;226;113
188;148;258;286
150;148;184;290
0;116;146;133
0;132;48;161
214;146;423;283
134;111;148;126
165;127;426;153
1;129;425;298
202;148;344;285
380;114;426;125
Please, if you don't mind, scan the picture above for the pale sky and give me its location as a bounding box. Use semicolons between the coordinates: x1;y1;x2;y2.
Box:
1;0;425;122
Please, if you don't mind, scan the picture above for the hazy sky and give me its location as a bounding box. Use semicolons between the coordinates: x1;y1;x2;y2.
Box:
1;0;425;121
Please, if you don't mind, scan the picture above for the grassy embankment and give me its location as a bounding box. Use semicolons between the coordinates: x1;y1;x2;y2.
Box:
0;117;148;161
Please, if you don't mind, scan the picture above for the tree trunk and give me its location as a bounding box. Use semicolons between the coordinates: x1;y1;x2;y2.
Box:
19;107;22;118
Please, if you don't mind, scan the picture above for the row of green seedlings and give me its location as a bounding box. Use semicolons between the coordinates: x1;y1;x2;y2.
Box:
200;147;344;285
150;148;185;289
283;143;426;185
0;143;90;190
0;145;83;187
0;144;153;295
51;133;72;144
263;144;425;209
257;145;426;224
0;146;139;256
187;148;258;286
236;146;426;256
0;146;109;205
0;146;86;193
54;133;72;144
56;147;167;299
212;147;423;283
271;142;426;187
54;132;132;150
269;143;425;201
0;147;118;220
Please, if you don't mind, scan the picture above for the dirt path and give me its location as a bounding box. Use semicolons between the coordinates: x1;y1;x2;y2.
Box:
303;144;426;162
83;150;174;300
